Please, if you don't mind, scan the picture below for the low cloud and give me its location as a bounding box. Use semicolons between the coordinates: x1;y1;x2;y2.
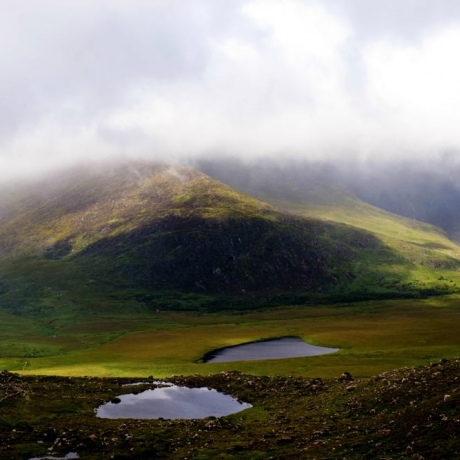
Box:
2;0;460;180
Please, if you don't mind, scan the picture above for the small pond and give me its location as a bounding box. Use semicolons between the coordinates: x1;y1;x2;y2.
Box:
96;385;251;419
200;336;339;363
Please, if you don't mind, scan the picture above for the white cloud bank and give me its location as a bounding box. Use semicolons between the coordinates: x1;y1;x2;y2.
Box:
2;0;460;179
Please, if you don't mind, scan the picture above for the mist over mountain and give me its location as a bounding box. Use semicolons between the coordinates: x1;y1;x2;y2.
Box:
196;155;460;242
2;1;460;180
338;158;460;242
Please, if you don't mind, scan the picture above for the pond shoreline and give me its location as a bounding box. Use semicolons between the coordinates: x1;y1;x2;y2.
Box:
198;335;339;363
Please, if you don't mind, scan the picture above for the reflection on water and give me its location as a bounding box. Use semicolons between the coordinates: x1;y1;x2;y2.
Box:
202;336;339;363
96;385;251;419
122;381;173;387
29;453;79;460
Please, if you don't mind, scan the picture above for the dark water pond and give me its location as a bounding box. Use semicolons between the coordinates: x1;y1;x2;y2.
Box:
201;336;339;363
96;385;251;419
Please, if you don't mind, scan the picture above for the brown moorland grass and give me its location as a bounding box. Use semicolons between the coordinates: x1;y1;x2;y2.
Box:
1;296;460;378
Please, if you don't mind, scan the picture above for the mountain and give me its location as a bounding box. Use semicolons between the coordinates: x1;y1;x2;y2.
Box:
196;157;460;292
198;156;460;243
0;160;386;313
0;158;459;314
338;159;460;243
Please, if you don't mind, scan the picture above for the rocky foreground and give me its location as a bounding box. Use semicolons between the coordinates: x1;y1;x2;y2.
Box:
1;359;460;459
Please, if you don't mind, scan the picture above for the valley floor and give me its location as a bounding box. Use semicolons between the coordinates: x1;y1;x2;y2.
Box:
2;296;460;379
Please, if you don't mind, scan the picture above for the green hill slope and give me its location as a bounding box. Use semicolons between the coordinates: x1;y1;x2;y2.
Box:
197;158;460;297
1;158;460;315
0;159;412;314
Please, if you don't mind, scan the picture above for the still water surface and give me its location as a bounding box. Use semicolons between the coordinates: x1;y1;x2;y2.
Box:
29;453;79;460
96;385;251;419
201;336;339;363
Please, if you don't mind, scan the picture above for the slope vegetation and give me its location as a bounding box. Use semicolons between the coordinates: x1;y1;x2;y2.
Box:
1;159;459;314
0;159;407;313
198;158;460;296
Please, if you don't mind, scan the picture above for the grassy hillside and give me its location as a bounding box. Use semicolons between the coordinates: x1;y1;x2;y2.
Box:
0;158;459;317
198;158;460;297
0;159;412;315
339;159;460;242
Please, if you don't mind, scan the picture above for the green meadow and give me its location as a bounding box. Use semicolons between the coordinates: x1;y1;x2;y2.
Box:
2;295;460;379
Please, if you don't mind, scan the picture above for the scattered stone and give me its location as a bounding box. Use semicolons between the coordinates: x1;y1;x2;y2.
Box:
339;372;353;382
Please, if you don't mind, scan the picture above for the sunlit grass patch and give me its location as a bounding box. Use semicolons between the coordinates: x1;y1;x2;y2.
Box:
0;297;457;379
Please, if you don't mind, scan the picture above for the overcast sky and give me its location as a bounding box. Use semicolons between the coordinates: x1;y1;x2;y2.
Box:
2;0;460;178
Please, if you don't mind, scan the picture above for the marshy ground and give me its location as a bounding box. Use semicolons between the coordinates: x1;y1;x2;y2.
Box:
2;297;460;379
1;357;460;459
